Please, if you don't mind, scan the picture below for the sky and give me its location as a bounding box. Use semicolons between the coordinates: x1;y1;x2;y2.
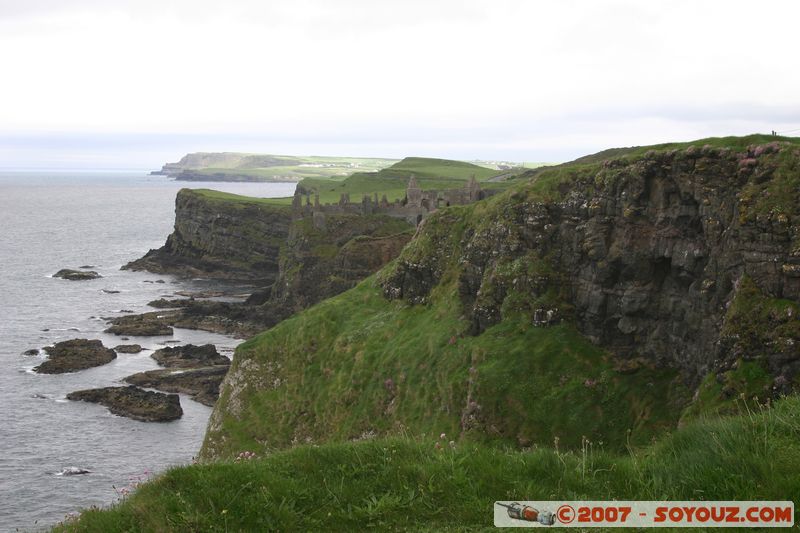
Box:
1;0;799;169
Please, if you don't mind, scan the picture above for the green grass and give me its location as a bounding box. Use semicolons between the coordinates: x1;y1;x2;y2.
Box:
183;188;294;208
200;274;690;461
55;395;800;532
569;133;800;165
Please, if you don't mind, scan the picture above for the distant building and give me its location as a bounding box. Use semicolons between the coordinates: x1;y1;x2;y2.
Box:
293;174;497;228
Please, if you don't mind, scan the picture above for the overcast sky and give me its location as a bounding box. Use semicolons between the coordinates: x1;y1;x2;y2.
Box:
1;0;799;168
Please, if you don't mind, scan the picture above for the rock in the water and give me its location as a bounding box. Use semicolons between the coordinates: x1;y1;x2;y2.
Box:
147;298;192;309
151;344;230;368
124;366;229;406
34;339;116;374
57;467;91;476
102;289;121;294
104;312;175;336
114;344;143;354
54;269;102;281
66;385;182;422
22;349;39;356
175;290;225;298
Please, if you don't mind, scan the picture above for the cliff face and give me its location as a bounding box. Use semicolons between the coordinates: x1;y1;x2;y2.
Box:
125;189;413;333
125;189;292;284
381;142;800;386
263;215;412;311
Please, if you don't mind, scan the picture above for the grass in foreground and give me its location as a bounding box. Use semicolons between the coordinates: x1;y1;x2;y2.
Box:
55;395;800;531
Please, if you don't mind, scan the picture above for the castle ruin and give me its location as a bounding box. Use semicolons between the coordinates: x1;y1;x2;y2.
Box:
292;174;495;229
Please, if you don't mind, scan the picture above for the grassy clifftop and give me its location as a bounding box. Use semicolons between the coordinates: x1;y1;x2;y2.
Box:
56;395;800;531
158;153;399;182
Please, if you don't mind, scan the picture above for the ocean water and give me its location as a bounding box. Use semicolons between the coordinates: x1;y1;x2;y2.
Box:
0;171;296;531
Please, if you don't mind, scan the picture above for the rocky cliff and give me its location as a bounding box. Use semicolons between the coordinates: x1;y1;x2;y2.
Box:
201;136;800;460
124;188;413;335
260;214;412;311
381;139;800;388
124;189;292;284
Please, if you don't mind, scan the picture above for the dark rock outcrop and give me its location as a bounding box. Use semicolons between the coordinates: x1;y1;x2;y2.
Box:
54;269;102;281
114;344;143;354
124;366;229;406
151;344;230;368
67;386;182;422
269;215;413;314
34;339;116;374
104;312;175;336
106;305;267;338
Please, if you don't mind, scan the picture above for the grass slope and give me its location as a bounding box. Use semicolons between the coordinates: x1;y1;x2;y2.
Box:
201;276;689;460
55;395;800;531
569;133;800;165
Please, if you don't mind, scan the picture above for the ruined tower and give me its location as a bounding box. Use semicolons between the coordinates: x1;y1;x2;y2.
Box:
467;174;482;202
406;175;422;208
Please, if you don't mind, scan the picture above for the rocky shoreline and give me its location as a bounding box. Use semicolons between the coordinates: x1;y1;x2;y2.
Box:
29;281;247;422
33;185;413;424
125;366;229;407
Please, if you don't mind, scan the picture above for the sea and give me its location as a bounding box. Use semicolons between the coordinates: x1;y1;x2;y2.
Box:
0;171;297;531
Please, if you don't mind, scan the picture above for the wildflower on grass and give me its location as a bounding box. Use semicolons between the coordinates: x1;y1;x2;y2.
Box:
234;450;257;462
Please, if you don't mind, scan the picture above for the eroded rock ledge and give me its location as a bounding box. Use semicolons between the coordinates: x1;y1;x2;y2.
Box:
67;386;183;422
125;367;229;407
